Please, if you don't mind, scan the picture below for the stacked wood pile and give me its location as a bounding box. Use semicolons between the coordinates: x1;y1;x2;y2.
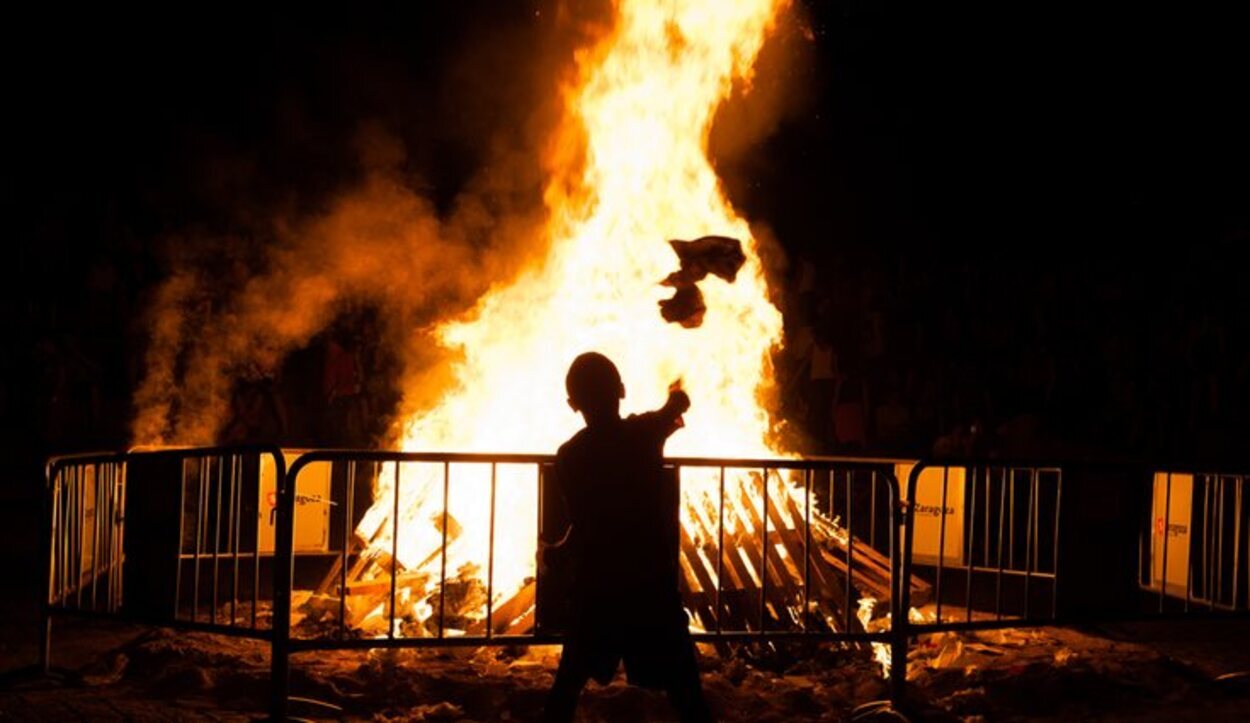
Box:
291;468;930;640
677;470;930;634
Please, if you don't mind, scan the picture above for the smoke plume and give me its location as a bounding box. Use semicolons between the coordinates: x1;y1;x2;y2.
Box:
130;0;809;447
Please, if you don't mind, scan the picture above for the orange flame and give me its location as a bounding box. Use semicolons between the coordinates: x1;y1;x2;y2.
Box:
357;0;791;631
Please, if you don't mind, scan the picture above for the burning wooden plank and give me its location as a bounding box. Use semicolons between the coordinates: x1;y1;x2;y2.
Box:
297;463;930;644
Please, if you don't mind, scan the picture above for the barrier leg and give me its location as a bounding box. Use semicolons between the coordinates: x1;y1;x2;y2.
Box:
270;467;293;721
270;635;289;721
889;626;907;707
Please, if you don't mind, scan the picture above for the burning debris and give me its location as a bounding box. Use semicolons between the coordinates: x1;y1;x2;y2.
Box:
659;235;748;328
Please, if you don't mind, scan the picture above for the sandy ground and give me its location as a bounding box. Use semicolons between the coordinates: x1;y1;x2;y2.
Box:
5;613;1250;722
4;489;1250;722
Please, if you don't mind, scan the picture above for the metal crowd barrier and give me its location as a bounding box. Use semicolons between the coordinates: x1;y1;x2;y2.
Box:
160;446;288;635
1140;470;1247;614
44;447;1250;720
43;452;128;671
898;462;1063;633
889;460;1250;699
270;451;906;718
41;446;286;674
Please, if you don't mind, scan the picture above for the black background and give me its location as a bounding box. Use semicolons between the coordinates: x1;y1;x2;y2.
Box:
5;0;1249;477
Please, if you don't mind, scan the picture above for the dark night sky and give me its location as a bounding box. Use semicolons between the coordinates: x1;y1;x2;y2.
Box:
9;2;1247;264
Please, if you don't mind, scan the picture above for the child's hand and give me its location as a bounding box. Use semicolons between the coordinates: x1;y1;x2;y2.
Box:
667;379;691;417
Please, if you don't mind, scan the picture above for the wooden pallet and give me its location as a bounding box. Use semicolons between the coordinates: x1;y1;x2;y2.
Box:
308;469;931;639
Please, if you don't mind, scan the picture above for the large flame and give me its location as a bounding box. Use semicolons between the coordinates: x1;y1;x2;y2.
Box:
407;0;786;456
352;0;790;631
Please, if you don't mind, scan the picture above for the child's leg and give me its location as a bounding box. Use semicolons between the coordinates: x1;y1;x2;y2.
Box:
543;654;591;723
665;673;713;722
663;640;714;723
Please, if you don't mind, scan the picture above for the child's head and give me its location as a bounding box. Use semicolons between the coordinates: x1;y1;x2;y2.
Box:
566;352;624;421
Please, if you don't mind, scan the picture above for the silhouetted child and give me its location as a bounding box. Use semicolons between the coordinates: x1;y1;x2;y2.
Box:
542;352;713;723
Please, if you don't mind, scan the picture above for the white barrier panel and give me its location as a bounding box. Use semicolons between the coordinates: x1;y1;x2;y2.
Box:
1150;472;1193;599
260;452;332;554
898;463;966;567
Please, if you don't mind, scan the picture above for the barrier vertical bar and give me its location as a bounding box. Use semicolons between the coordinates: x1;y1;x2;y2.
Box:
106;462;118;610
339;460;355;640
845;469;854;633
996;468;1007;620
1051;470;1062;617
760;467;769;632
1233;477;1243;608
439;461;450;638
251;457;260;629
888;468;895;604
230;455;241;626
891;462;921;709
1032;469;1041;574
1213;475;1221;609
1139;490;1148;590
486;462;497;639
716;466;725;634
1009;470;1016;569
174;460;186;619
58;467;67;611
64;468;72;608
535;463;543;632
828;469;834;520
53;471;62;609
109;462;118;609
74;466;83;610
389;462;400;640
107;462;117;608
1216;476;1225;607
870;469;877;550
90;463;102;609
39;464;57;674
1200;475;1210;608
1023;468;1036;619
193;459;206;622
965;467;977;622
270;451;293;722
803;468;811;632
100;464;111;611
935;465;949;622
212;456;224;624
983;468;991;567
118;462;128;612
1160;472;1173;612
1208;476;1216;606
67;468;75;605
90;464;101;610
